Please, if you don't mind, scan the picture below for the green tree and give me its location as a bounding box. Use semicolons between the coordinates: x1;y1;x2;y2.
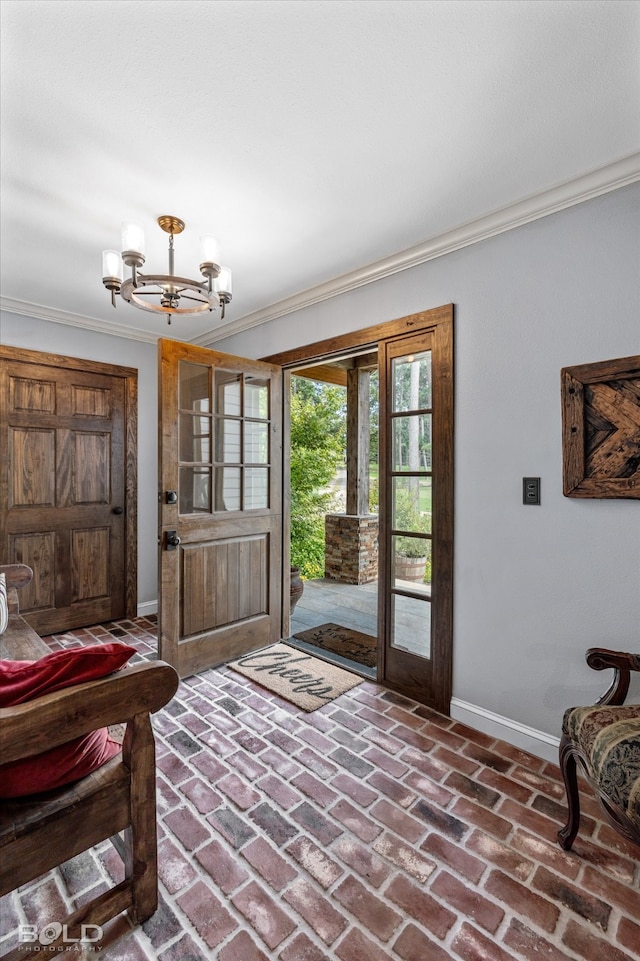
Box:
290;377;346;578
369;369;379;465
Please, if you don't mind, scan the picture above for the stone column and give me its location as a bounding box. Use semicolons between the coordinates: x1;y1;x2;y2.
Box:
324;514;378;584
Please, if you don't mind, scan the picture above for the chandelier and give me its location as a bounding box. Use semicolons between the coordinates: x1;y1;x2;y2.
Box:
102;216;232;324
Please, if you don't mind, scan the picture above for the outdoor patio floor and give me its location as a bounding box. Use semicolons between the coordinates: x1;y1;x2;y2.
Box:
289;577;431;670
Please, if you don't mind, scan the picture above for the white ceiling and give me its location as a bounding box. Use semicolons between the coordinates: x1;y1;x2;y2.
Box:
1;0;639;344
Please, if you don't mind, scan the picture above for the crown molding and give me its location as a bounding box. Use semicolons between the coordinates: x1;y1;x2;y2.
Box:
3;153;638;346
195;151;640;345
0;297;160;344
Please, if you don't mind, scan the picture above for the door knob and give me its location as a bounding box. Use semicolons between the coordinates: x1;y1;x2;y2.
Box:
112;506;124;515
166;530;181;550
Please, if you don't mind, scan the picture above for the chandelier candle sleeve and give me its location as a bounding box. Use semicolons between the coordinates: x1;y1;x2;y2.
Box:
121;223;145;263
200;236;222;273
214;267;232;299
102;250;122;282
101;250;123;307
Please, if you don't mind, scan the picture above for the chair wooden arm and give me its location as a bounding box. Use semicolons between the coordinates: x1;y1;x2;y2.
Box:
0;661;178;764
585;647;640;706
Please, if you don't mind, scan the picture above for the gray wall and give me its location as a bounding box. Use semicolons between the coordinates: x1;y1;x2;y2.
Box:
214;184;640;748
1;183;638;754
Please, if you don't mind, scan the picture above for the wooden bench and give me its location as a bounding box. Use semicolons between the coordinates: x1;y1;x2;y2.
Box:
0;565;179;959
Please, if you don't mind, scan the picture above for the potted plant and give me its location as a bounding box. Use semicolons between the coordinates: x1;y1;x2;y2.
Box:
394;534;428;582
393;485;429;583
290;565;304;612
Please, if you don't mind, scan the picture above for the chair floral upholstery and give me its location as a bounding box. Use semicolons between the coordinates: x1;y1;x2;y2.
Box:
558;649;640;851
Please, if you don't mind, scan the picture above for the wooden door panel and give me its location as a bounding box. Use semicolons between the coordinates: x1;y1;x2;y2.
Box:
71;528;110;601
9;532;55;610
1;347;137;634
181;533;268;636
71;432;111;504
71;384;111;417
10;429;56;506
159;338;283;678
9;375;56;413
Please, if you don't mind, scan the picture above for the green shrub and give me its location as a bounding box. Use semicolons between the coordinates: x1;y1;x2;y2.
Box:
290;379;345;578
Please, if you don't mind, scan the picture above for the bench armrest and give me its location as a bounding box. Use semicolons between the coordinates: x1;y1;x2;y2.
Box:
586;647;640;706
0;565;33;593
0;660;178;763
0;564;33;616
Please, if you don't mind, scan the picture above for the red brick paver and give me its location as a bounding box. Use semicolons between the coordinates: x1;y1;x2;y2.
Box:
2;615;638;961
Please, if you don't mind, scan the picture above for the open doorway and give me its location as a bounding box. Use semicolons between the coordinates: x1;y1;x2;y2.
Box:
286;351;379;678
265;303;454;714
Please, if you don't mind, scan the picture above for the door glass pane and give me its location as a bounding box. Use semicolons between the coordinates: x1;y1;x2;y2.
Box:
179;362;210;411
393;477;432;534
392;415;432;471
245;421;269;463
392;351;432;412
392;536;431;597
215;418;241;463
214;371;242;415
391;593;431;658
245;377;269;418
245;467;269;509
180;413;211;463
214;466;241;511
179;467;211;513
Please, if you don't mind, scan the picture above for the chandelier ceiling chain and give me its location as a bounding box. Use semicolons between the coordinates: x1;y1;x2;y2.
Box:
102;216;232;325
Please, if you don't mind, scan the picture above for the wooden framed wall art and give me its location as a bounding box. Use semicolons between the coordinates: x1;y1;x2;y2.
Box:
561;355;640;498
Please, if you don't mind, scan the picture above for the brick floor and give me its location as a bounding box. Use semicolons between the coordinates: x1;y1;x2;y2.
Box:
1;616;638;961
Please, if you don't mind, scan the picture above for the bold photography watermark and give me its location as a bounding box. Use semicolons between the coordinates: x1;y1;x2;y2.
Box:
18;923;103;953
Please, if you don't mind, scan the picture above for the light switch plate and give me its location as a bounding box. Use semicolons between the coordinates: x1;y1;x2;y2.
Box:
523;477;541;505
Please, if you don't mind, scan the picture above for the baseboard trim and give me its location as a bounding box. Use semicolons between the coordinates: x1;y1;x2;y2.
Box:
450;697;560;764
137;600;158;618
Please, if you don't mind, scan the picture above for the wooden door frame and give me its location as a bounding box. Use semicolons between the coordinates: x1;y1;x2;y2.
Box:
263;303;454;711
0;345;138;619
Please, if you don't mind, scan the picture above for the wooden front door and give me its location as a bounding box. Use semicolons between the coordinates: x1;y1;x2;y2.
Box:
158;339;283;678
378;320;454;713
0;347;137;634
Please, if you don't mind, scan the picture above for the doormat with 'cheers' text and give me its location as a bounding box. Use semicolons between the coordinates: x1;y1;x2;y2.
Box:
228;643;361;711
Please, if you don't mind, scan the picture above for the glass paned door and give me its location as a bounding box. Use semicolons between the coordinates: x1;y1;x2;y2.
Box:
379;320;454;714
159;338;283;679
390;350;433;658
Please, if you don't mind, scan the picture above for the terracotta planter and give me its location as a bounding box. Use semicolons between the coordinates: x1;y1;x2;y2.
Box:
290;566;304;611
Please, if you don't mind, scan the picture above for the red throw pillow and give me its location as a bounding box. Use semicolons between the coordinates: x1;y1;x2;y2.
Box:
0;642;136;798
0;642;136;707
